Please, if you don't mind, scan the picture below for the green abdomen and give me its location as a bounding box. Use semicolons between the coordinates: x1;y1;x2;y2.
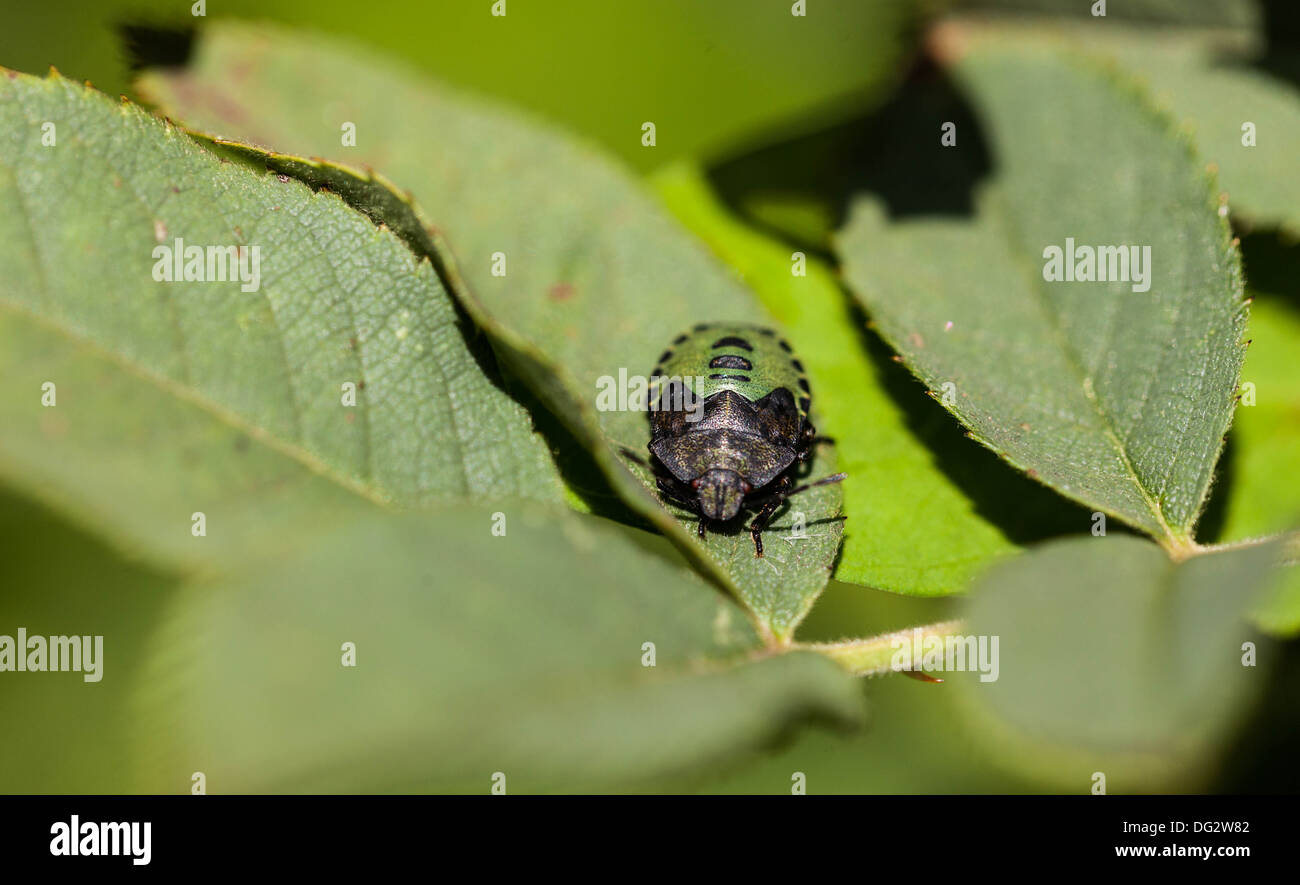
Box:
651;323;811;422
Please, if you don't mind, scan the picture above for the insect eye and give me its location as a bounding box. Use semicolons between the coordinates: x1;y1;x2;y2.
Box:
691;478;702;489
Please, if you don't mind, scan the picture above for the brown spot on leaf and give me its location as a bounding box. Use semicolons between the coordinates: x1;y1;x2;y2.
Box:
548;283;576;302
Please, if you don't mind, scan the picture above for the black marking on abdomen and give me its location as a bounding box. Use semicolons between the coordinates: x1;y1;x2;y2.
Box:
709;354;753;370
798;377;811;393
712;336;753;351
710;374;751;382
778;339;793;353
791;358;805;372
658;350;673;364
798;396;812;414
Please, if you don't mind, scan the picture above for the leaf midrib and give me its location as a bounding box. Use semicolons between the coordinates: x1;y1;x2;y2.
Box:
0;297;392;508
983;185;1186;545
3;77;504;504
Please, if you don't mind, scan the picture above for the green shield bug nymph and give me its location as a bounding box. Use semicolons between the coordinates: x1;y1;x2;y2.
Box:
638;322;845;557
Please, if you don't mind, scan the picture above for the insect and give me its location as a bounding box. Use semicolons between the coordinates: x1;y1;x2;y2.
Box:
634;322;845;557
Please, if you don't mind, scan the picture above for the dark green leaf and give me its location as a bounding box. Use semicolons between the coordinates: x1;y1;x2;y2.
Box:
837;46;1246;551
138;24;846;640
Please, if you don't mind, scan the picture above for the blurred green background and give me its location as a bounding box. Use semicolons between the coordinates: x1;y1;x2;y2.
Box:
0;0;916;171
2;0;1298;793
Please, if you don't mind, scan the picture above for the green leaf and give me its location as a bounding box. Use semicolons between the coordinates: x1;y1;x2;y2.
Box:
948;17;1300;234
1217;296;1300;544
131;504;863;793
1216;296;1300;635
0;69;565;569
955;535;1280;791
1252;561;1300;636
837;46;1247;551
138;23;845;641
654;161;1094;596
1212;237;1300;636
1092;32;1300;235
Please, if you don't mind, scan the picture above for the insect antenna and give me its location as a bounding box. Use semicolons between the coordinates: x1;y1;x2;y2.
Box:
784;472;848;498
617;446;650;468
746;471;847;506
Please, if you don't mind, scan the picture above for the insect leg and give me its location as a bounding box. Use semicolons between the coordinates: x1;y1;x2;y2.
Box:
748;498;784;558
797;423;837;462
747;474;793;558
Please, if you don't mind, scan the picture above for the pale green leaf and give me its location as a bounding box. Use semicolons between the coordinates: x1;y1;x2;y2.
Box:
955;535;1280;791
131;504;863;793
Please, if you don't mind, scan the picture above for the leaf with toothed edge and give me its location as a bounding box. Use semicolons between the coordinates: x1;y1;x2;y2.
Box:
837;46;1248;553
0;67;566;569
0;72;865;790
137;23;845;641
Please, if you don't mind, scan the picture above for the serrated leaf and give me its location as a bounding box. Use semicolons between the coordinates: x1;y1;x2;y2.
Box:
1217;294;1300;544
837;47;1246;551
955;535;1279;791
138;23;845;640
654;161;1090;597
1216;262;1300;635
132;504;863;793
0;69;564;569
948;18;1300;234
